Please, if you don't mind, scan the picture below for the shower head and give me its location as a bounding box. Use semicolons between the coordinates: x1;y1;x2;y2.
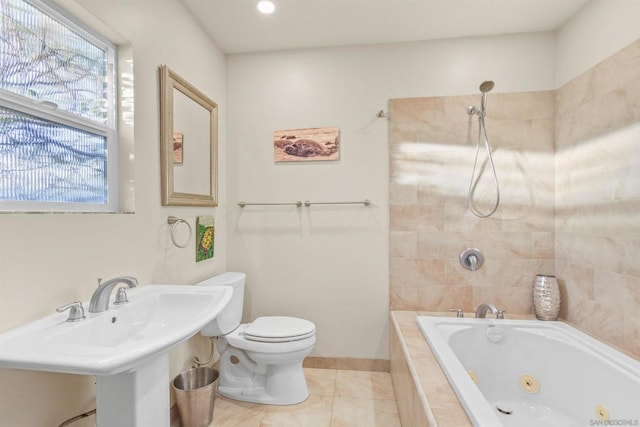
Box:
479;80;494;93
467;81;495;116
479;80;494;113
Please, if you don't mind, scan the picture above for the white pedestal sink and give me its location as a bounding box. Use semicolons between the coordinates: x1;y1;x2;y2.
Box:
0;284;233;427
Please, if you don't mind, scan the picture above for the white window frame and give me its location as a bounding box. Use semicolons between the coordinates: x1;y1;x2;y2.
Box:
0;0;118;213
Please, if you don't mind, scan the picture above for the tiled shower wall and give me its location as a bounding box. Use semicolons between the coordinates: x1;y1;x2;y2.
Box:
555;40;640;357
389;91;556;314
390;39;640;358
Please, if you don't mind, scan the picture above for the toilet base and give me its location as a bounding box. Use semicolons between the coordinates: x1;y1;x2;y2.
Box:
218;384;309;406
218;347;311;405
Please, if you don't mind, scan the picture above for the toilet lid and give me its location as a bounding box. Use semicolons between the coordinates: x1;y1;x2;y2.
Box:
244;316;316;343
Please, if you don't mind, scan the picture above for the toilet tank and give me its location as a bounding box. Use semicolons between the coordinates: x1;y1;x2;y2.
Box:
196;272;245;337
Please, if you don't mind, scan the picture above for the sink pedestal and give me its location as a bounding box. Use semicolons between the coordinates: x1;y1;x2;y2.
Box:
96;353;169;426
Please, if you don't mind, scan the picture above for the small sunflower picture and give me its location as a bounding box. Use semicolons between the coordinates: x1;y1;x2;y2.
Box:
196;216;215;262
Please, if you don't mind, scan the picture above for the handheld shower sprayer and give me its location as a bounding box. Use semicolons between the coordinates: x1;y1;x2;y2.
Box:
466;80;500;218
467;80;494;117
479;80;495;92
479;80;494;115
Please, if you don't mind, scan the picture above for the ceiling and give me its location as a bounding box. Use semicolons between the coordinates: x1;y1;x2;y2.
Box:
180;0;590;54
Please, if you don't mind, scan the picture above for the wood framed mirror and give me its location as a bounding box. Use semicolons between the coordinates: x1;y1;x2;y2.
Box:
159;65;218;206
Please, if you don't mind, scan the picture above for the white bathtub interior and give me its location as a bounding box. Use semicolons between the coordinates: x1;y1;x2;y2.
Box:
417;317;640;427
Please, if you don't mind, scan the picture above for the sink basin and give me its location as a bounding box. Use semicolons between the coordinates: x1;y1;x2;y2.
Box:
0;282;233;426
0;284;232;375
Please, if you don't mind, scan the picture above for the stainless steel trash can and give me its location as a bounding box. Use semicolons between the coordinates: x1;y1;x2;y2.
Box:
172;367;219;427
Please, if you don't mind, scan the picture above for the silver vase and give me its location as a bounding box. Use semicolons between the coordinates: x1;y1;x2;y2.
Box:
533;274;561;321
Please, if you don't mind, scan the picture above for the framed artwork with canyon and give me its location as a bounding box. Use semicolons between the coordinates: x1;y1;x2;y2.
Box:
273;127;340;162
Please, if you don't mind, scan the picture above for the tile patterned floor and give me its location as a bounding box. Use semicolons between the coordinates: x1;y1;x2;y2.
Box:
186;368;401;427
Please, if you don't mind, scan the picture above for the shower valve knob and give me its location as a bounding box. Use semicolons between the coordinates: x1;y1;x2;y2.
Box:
460;248;484;271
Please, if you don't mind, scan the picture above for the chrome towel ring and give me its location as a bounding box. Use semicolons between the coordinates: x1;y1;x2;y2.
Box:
167;216;192;248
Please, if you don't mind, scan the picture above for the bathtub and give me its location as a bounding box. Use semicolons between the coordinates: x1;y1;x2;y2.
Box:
417;317;640;427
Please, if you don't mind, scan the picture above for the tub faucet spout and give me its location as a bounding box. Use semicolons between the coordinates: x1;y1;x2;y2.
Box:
89;276;138;313
475;303;499;318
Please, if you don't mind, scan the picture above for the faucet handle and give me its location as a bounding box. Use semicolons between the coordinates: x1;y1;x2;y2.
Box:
56;302;86;322
496;310;505;319
449;308;464;318
113;287;129;305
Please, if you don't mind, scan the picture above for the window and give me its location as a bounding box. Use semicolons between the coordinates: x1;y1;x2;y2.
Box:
0;0;117;212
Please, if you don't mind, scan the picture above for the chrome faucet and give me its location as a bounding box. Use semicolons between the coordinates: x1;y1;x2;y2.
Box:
89;276;138;313
475;303;500;319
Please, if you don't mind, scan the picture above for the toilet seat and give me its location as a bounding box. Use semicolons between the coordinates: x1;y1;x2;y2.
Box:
244;316;315;343
223;322;316;354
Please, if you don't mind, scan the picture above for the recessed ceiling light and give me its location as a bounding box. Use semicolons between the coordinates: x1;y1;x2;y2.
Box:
257;0;275;14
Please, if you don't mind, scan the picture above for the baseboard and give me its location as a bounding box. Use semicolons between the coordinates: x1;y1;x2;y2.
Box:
303;356;390;372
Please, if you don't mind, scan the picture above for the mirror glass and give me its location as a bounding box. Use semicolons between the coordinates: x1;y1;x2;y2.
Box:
160;65;218;206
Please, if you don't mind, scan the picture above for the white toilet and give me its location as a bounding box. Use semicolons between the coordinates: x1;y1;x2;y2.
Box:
196;272;316;405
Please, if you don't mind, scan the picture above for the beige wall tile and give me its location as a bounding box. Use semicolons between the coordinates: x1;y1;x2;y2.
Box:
623;314;640;357
417;231;472;259
500;203;555;232
389;181;417;205
487;91;555;120
389;317;434;427
416;259;446;284
472;285;533;314
590;41;640;98
471;232;532;259
627;77;640;118
530;118;556;151
390;311;464;426
417;285;474;312
390;282;418;311
403;335;435;361
390;257;422;288
532;231;555;259
568;299;625;348
389;231;418;257
560;233;626;275
390;205;443;232
594;271;640;318
441;258;553;291
555;261;595;319
623;233;640;277
391;39;640;356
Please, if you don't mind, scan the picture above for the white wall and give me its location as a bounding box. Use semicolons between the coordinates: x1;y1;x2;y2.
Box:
226;32;556;360
556;0;640;86
0;0;227;425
